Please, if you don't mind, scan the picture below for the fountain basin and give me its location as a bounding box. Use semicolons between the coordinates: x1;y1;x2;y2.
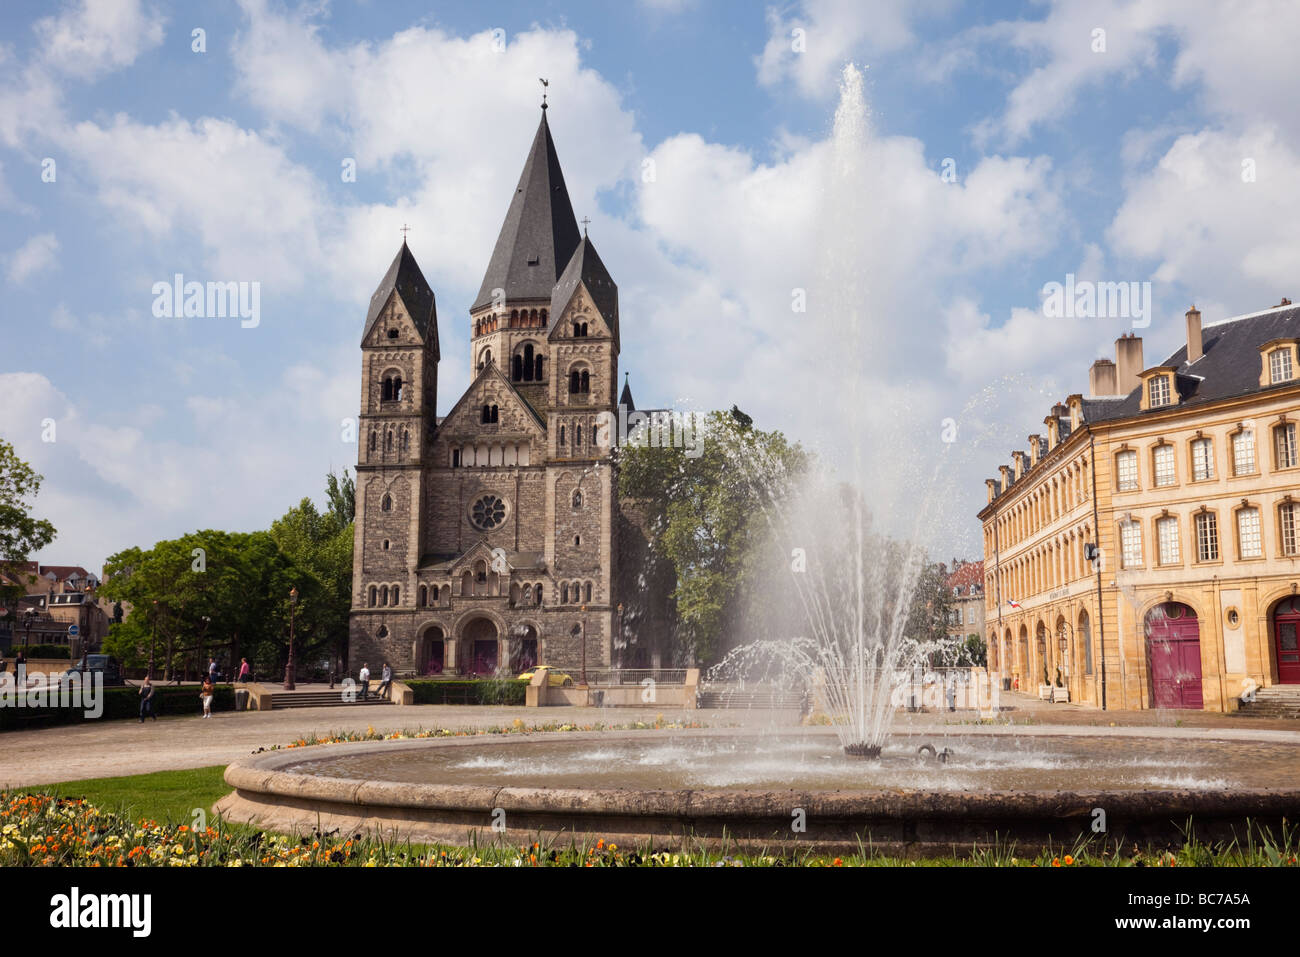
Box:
215;727;1300;855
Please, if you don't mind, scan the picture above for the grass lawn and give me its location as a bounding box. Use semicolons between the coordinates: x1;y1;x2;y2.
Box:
24;765;231;825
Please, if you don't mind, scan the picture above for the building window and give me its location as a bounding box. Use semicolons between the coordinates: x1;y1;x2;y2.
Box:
561;583;569;604
1274;422;1298;469
1153;444;1176;487
1191;438;1214;481
1232;430;1256;475
1270;348;1294;384
381;494;392;512
1156;516;1180;565
470;495;507;530
1237;507;1262;559
1120;521;1143;568
368;585;377;607
1194;512;1219;562
1281;503;1299;557
1116;450;1138;491
1148;375;1172;407
452;449;461;467
572;491;582;508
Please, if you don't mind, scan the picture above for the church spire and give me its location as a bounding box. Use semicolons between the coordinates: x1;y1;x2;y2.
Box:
471;108;580;312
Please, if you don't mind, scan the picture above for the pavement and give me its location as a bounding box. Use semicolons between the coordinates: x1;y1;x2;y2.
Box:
1;690;1297;788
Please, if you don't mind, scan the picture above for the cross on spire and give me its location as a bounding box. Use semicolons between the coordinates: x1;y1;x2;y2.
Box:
581;216;591;236
400;223;411;243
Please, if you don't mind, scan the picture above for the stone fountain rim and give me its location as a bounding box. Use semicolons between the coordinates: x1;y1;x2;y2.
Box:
223;726;1300;820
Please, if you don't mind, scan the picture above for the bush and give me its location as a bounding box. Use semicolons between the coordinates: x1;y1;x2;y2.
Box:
405;679;527;706
0;684;235;732
6;644;71;660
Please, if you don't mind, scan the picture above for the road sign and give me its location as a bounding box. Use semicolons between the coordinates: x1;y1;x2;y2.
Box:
67;624;79;636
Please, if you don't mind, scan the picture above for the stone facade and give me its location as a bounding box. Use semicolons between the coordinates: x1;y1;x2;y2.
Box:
981;303;1300;711
348;110;632;678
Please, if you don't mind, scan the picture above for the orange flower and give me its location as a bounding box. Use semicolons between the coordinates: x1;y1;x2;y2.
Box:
1063;855;1074;866
832;858;843;867
1051;858;1061;867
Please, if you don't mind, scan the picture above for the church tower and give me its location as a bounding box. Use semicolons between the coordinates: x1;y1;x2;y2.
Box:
351;240;439;654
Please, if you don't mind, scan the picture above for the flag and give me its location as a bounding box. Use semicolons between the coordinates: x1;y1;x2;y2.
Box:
1007;599;1022;609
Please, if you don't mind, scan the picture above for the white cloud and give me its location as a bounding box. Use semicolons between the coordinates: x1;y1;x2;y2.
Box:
33;0;166;80
6;232;58;283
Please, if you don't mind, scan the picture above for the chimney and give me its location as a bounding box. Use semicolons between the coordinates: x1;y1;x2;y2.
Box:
998;465;1012;492
1089;358;1118;397
986;478;999;504
1027;434;1042;466
1115;334;1144;396
1186;306;1203;363
1012;452;1026;479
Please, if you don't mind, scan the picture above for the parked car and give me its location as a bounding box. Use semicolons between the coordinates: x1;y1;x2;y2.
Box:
61;655;125;686
516;664;574;687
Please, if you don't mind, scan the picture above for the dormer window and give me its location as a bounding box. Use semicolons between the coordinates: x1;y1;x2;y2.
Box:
1148;375;1172;408
1270;347;1294;384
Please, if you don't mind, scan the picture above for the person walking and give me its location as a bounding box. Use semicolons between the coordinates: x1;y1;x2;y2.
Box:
207;658;219;684
14;650;26;688
237;657;251;683
139;676;156;722
358;663;370;701
376;662;393;700
200;676;215;718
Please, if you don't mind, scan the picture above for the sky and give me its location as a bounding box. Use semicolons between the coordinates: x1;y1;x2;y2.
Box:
3;0;1300;571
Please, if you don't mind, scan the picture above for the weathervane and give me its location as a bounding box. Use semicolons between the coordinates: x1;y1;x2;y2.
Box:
539;77;549;109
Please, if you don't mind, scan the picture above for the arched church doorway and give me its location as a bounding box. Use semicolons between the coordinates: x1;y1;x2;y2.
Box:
464;617;499;676
1145;602;1203;709
420;626;445;676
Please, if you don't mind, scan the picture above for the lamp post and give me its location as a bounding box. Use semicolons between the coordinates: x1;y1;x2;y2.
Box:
616;602;624;673
200;615;211;683
284;587;298;690
22;607;35;650
148;600;158;680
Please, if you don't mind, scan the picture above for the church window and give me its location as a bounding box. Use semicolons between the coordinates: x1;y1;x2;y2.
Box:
540;309;547;324
521;585;531;605
535;354;544;380
530;309;538;323
393;377;402;400
419;585;427;607
580;370;590;393
381;494;392;512
585;582;592;603
391;585;400;605
369;433;377;452
513;355;523;381
368;585;377;607
452;449;461;468
380;585;389;606
385;431;393;451
592;424;598;446
574;535;580;547
377;625;388;639
561;583;569;604
511;310;518;322
575;427;582;448
569;370;580;394
470;494;507;530
387;329;398;339
559;426;566;445
523;344;535;382
535;584;543;606
491;405;499;423
401;429;409;452
382;378;392;401
572;491;582;508
382;539;390;551
482;405;491;423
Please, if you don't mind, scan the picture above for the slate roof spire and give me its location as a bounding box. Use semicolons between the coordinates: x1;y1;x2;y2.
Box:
549;231;619;348
619;372;635;411
472;108;580;311
364;239;439;358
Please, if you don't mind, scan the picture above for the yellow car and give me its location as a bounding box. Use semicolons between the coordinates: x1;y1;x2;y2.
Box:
517;664;574;687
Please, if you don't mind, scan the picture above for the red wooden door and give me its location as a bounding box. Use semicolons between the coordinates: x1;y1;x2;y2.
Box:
1147;603;1203;709
424;642;444;676
1275;598;1300;683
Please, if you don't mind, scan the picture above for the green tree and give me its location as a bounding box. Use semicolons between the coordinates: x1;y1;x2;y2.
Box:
0;438;57;615
617;408;808;665
270;488;353;673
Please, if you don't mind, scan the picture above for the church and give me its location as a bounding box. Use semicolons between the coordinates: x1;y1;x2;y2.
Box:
347;103;653;678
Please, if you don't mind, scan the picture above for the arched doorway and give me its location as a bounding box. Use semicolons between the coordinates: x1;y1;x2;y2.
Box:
508;624;539;674
1145;602;1203;709
1272;596;1300;683
420;626;445;676
464;617;499;676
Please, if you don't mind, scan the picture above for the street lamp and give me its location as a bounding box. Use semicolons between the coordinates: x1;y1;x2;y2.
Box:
579;604;588;687
616;602;624;672
284;586;298;690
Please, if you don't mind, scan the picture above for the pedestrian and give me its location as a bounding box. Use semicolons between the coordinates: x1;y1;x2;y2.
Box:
376;661;393;700
200;676;215;718
208;657;218;683
358;662;370;701
15;650;26;688
237;657;251;683
139;675;156;722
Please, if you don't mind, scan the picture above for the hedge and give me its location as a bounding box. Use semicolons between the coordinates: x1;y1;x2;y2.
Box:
4;645;71;660
0;684;235;732
404;679;527;706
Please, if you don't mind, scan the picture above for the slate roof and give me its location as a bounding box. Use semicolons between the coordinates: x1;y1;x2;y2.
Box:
472;111;581;311
363;241;439;357
549;234;619;345
619;372;635;411
1082;303;1300;423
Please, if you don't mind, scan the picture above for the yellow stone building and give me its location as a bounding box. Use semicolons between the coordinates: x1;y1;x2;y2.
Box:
979;302;1300;711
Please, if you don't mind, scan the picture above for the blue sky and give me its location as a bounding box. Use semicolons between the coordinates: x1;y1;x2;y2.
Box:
3;0;1300;569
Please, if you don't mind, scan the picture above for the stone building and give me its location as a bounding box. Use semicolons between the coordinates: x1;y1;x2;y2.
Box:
348;106;647;677
944;559;984;646
980;300;1300;710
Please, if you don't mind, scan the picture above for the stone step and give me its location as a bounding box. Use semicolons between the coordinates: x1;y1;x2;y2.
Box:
269;692;395;710
697;692;807;709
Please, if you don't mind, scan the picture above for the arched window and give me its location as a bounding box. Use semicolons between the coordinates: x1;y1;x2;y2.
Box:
368;585;377;607
559;425;566;445
385;431;393;451
381;494;392;512
521;584;531;605
491;405;499;423
380;585;389;607
523;344;534;382
570;370;581;394
584;582;592;602
419;585;427;607
400;429;409;452
393;376;402;401
368;432;377;452
535;584;543;606
561;583;569;604
540;309;548;324
391;585;399;605
575;427;582;448
572;490;582;508
452;449;461;467
591;424;598;446
482;405;491;424
580;370;590;394
574;534;581;547
381;377;393;401
534;354;544;380
513;354;523;381
511;309;518;322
